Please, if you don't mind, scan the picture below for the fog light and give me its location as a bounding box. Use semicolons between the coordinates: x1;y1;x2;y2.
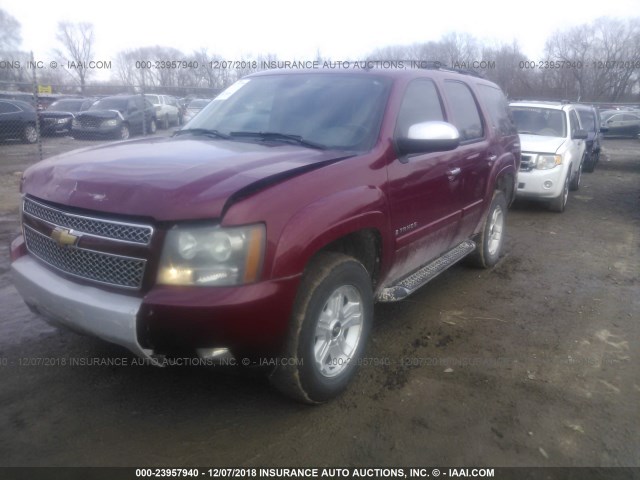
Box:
543;180;553;189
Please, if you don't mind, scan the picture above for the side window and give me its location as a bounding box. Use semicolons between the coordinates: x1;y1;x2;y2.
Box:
569;111;581;135
443;81;484;141
476;84;517;136
395;79;444;138
577;110;595;132
0;101;20;113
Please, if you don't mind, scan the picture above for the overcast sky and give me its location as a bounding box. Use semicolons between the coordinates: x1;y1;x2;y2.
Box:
2;0;639;63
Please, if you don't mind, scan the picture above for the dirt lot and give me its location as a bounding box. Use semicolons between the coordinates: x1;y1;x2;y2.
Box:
0;135;638;468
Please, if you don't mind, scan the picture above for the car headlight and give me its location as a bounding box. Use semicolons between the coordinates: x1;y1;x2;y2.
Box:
102;119;118;127
57;118;68;124
157;224;265;286
535;154;562;170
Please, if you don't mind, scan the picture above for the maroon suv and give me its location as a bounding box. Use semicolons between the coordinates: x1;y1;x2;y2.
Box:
11;68;520;403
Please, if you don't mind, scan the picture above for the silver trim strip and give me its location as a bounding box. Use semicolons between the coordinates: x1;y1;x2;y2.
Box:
23;197;154;245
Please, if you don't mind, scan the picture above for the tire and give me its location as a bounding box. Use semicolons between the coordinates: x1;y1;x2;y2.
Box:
570;159;583;191
467;191;507;268
549;173;570;213
269;252;373;404
117;124;130;140
583;151;598;173
22;124;38;144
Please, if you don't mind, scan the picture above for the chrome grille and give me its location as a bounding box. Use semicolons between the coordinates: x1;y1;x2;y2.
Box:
24;226;146;289
79;116;103;128
23;197;153;245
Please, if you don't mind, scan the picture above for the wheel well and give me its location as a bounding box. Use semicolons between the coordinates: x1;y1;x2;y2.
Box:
316;229;382;288
495;173;515;205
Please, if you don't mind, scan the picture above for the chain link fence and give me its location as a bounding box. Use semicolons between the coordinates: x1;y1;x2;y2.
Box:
0;75;221;162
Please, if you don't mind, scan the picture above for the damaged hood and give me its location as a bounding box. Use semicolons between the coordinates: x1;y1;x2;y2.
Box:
21;136;353;221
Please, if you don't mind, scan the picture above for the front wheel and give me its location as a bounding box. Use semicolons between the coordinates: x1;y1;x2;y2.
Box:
270;252;373;404
467;191;507;268
549;173;570;213
570;160;583;191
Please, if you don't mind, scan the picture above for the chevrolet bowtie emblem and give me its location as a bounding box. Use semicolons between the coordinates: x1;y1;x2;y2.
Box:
51;227;80;247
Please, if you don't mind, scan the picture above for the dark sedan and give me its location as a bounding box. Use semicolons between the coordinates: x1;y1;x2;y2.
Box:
600;110;640;137
72;95;157;140
40;98;96;135
0;99;39;144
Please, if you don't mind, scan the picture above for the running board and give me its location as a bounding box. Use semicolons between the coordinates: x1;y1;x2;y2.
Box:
377;240;476;302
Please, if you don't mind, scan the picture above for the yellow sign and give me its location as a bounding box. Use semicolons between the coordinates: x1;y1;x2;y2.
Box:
38;85;52;94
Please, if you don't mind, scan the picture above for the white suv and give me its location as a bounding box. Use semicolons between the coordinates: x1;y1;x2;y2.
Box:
510;101;588;212
144;94;181;129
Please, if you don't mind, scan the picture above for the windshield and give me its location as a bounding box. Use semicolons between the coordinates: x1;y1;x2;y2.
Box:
145;95;160;105
48;99;84;111
510;107;567;137
186;74;391;150
89;98;128;112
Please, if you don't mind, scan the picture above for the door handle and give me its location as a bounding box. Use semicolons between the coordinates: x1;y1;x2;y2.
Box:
446;167;461;180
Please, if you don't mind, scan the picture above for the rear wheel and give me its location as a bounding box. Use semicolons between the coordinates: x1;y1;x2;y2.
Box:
269;252;373;404
467;191;507;268
22;124;38;144
570;159;583;191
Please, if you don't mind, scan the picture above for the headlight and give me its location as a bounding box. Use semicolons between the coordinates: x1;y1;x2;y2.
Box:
57;118;68;124
535;154;562;170
157;224;265;286
102;119;118;127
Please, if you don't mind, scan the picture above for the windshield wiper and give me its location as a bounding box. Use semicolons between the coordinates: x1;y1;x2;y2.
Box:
229;131;326;150
174;128;230;139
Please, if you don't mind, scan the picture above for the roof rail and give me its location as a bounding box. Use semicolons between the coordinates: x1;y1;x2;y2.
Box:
412;60;485;79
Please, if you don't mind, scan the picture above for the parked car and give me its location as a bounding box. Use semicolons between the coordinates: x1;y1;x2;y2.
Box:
144;94;181;129
182;98;211;123
72;95;157;140
12;68;520;403
0;98;39;144
600;110;640;137
510;101;587;212
39;98;96;135
574;104;604;173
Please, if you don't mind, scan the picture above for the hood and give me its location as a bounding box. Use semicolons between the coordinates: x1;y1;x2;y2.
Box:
40;111;74;119
76;110;123;119
518;134;567;154
22;136;354;221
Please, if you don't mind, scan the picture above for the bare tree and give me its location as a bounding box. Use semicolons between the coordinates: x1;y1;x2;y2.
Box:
55;21;94;94
0;9;21;51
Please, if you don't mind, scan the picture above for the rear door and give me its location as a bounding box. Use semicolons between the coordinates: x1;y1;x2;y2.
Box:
441;80;491;243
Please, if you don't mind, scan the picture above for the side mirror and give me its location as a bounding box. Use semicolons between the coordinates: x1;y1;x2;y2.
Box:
396;121;461;156
573;129;588;140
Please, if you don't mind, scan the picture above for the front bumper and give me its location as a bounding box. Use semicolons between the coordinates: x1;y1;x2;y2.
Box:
11;255;158;363
11;248;301;362
516;166;566;199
